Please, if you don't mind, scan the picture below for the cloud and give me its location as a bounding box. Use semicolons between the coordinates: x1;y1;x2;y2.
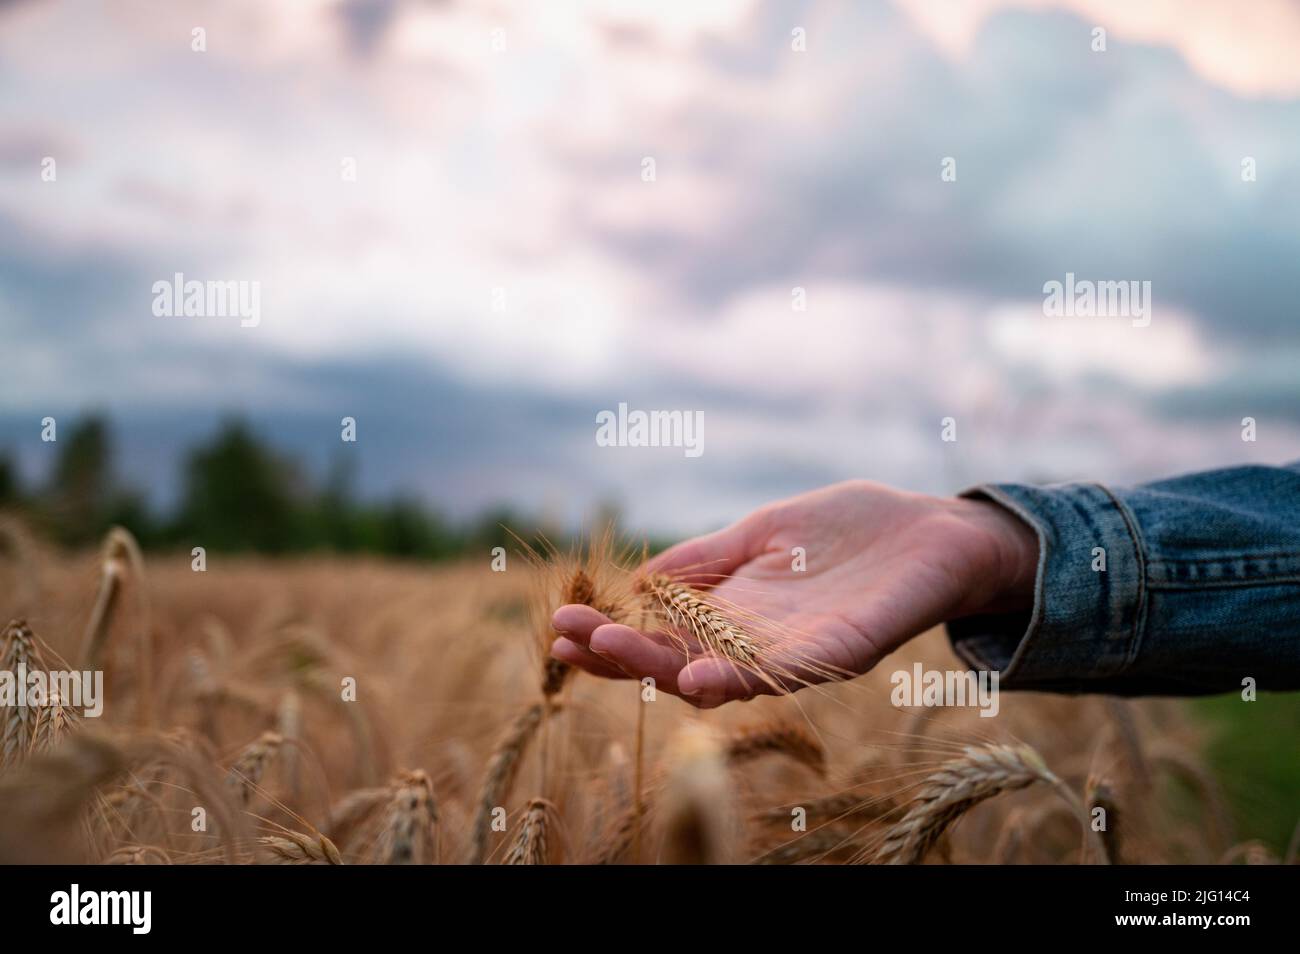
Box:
894;0;1300;98
1;0;1298;532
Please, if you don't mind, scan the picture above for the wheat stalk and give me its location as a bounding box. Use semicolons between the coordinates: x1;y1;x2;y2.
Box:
875;743;1081;865
755;789;896;826
80;538;125;670
727;721;825;776
469;702;548;864
503;797;553;865
374;769;439;864
593;805;639;865
1085;774;1120;865
326;786;392;851
1103;698;1151;791
276;689;302;799
660;724;736;864
755;827;863;865
1150;744;1234;853
79;527;153;726
640;574;758;665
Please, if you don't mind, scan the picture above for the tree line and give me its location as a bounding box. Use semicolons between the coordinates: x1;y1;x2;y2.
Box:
0;416;551;558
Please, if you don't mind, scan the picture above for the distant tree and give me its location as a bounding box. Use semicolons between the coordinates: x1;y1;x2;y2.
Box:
315;454;361;551
173;419;304;553
44;416;115;544
0;453;19;506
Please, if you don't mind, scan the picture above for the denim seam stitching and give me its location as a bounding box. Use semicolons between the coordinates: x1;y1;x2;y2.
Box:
1149;577;1300;591
1096;483;1147;672
1155;552;1300;562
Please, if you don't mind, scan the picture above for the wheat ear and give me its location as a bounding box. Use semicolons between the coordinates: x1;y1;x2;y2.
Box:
640;573;758;665
1219;840;1278;865
541;568;594;698
105;845;172;865
875;743;1074;865
503;798;554;865
375;769;439;864
260;831;344;865
80;535;127;670
30;688;80;756
469;702;548;864
1;619;51;769
80;527;153;726
224;731;283;808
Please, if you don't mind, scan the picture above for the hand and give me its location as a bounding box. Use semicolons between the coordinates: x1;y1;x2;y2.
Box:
551;480;1038;708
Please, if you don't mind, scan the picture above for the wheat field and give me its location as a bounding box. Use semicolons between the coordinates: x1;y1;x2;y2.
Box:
0;524;1279;865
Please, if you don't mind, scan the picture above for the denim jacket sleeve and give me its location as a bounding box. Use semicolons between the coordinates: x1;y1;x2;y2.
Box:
945;462;1300;695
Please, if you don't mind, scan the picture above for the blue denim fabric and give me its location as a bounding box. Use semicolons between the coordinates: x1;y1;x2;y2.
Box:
946;462;1300;695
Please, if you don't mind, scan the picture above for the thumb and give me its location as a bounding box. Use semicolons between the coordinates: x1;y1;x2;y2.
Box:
641;515;763;588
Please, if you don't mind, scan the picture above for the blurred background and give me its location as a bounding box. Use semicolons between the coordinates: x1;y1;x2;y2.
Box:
3;0;1300;549
0;0;1296;856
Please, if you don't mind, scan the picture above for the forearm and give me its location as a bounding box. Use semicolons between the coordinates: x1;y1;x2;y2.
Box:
946;462;1300;695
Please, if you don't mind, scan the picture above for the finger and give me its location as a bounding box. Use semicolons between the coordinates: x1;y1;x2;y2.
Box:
551;604;615;648
551;636;629;680
642;518;761;588
589;623;687;694
676;657;774;708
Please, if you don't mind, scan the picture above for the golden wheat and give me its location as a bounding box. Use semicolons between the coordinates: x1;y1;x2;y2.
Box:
374;769;439;864
660;724;736;864
0;525;1268;868
470;702;548;864
260;831;344;865
875;743;1074;865
1;619;51;769
727;720;826;775
503;797;553;865
1085;774;1120;865
225;731;283;808
640;573;758;665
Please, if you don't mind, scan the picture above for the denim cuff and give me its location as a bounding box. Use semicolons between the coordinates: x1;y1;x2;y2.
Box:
945;482;1148;691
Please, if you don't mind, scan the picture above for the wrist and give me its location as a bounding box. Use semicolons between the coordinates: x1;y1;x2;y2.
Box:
953;496;1039;614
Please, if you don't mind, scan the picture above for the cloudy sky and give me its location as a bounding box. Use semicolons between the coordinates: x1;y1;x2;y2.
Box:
1;0;1298;534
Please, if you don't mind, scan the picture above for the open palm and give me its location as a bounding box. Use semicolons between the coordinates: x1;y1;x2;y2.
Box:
551;480;1037;707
